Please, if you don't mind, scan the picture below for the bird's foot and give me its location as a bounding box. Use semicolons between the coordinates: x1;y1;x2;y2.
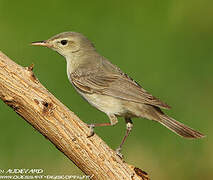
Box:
87;124;95;137
115;147;123;159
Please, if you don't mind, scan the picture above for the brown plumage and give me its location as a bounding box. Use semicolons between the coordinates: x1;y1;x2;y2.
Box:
32;32;205;156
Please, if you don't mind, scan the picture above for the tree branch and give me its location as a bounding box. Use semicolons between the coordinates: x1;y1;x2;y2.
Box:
0;51;149;180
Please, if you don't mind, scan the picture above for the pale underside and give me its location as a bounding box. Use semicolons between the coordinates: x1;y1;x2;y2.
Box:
65;50;204;139
72;57;169;103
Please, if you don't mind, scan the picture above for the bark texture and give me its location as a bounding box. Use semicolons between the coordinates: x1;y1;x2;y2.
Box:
0;51;149;180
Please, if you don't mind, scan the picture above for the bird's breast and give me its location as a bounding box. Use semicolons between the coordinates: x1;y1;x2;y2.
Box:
77;92;126;116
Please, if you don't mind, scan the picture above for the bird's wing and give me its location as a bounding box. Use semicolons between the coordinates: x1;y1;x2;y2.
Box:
70;67;171;109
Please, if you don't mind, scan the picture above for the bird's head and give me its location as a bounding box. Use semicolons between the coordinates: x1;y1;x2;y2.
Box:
31;32;95;58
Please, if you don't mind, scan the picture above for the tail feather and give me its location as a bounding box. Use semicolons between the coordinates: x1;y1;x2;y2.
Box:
158;115;205;139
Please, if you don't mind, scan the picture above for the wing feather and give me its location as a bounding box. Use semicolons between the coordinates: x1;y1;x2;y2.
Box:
70;69;171;109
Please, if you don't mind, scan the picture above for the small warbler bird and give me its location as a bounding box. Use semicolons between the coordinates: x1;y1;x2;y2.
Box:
32;32;205;156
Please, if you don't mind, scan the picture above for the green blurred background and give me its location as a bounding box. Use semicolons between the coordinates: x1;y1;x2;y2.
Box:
0;0;212;179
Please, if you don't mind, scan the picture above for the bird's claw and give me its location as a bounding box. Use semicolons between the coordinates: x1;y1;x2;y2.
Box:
87;124;95;137
115;147;123;159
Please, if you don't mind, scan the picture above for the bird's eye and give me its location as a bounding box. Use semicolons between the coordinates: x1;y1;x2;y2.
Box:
60;40;68;45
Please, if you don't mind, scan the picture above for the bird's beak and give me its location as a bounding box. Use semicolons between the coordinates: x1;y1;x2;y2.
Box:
31;40;51;48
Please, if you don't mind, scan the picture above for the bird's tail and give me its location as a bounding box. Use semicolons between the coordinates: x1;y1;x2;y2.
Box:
158;114;205;139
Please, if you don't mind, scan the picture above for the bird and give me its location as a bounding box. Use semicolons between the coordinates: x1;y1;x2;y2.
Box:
31;32;205;157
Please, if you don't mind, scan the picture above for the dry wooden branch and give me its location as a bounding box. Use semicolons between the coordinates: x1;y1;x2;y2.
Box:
0;51;149;180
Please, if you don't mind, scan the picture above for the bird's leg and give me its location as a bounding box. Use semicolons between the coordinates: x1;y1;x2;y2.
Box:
116;117;133;158
87;114;118;137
